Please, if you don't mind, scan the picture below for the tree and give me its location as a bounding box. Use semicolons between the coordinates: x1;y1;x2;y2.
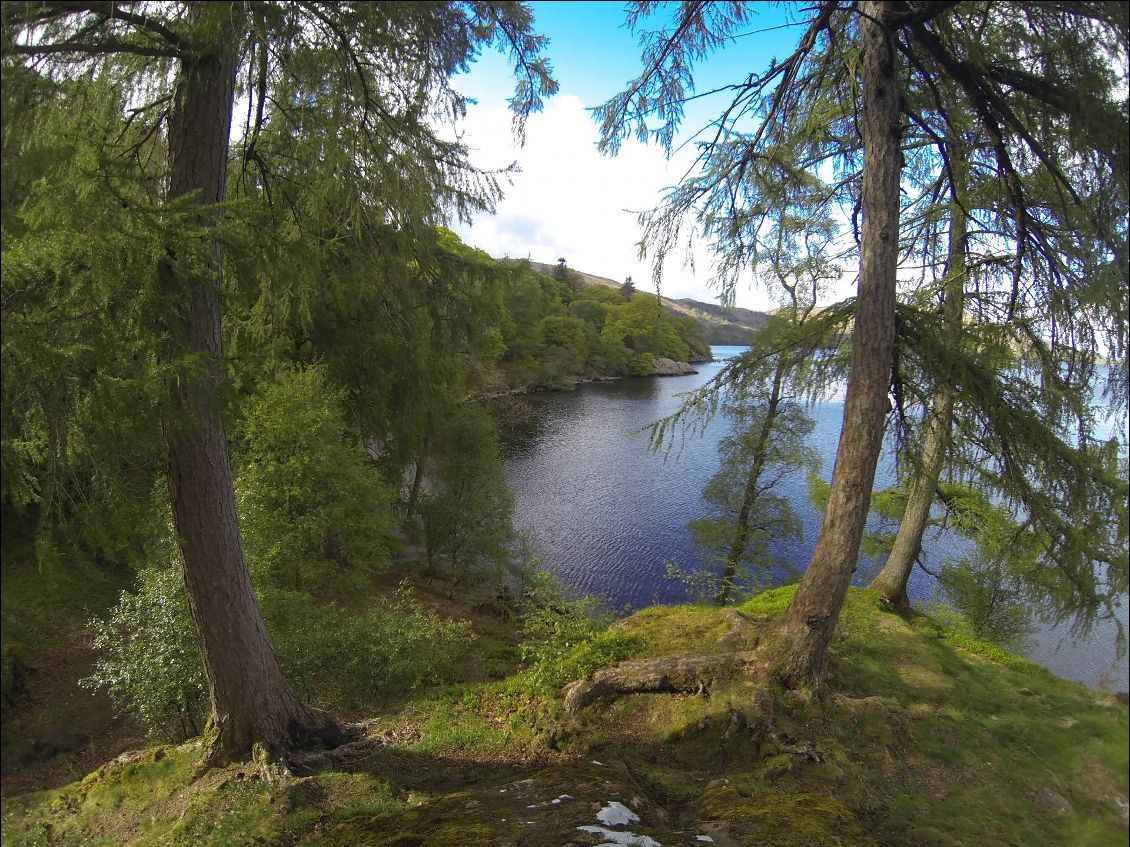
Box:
620;275;636;301
690;343;820;605
870;136;968;608
420;405;514;597
2;1;555;763
668;219;843;606
236;366;392;592
598;1;1127;684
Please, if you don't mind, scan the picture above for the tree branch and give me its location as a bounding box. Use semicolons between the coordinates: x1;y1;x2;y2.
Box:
3;38;178;58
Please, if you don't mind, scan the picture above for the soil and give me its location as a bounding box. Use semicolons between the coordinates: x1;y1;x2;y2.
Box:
1;629;145;795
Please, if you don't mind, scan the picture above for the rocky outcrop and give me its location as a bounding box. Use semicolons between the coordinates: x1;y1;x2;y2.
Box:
649;357;698;376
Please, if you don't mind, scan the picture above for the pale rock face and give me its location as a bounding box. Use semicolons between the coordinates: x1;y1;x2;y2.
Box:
649;357;697;376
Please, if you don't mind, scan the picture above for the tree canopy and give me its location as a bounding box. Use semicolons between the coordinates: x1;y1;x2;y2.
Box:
598;0;1128;682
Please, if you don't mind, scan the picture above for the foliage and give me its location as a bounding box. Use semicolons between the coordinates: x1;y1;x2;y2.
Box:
262;584;473;712
84;565;474;737
602;294;691;362
692;390;820;598
596;0;1128;678
1;69;169;571
518;570;625;689
663;560;728;605
807;475;904;562
2;0;559;753
932;558;1033;651
420;404;514;593
236;366;392;593
9;586;1127;846
83;565;207;742
929;483;1042;648
490;259;705;390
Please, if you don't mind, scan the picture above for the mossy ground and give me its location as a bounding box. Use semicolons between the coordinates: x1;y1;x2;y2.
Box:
2;586;1127;846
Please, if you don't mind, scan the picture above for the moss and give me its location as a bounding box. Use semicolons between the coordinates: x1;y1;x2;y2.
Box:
3;588;1127;847
738;583;799;616
697;787;878;846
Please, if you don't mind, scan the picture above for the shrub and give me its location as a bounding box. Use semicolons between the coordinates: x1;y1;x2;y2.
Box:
933;554;1034;650
83;564;207;741
263;583;473;711
518;570;630;689
86;570;474;736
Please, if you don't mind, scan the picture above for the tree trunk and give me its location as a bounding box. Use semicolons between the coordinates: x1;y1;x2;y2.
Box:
775;0;901;686
160;4;337;764
868;392;952;606
717;359;787;604
870;143;967;607
405;438;428;520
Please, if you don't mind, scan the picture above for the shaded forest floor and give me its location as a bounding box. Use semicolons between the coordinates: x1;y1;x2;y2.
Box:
0;537;516;796
2;585;1127;846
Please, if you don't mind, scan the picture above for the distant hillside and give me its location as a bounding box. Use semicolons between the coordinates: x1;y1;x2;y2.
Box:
529;261;768;346
675;297;768;345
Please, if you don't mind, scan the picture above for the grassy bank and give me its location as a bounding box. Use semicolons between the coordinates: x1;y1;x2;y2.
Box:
2;586;1126;846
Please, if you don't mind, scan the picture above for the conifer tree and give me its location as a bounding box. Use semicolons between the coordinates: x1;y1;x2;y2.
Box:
598;1;1127;684
1;0;555;763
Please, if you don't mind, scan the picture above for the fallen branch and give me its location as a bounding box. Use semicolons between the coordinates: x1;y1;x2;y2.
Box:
562;650;759;714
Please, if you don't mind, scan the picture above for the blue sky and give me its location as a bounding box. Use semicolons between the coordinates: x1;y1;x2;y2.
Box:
450;1;824;310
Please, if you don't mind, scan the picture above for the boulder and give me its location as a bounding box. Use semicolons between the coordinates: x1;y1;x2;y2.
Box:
650;357;697;376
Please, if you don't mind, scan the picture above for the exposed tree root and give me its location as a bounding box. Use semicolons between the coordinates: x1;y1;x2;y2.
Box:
562;650;761;714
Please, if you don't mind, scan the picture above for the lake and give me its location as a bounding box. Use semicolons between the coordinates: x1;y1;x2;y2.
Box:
503;346;1129;693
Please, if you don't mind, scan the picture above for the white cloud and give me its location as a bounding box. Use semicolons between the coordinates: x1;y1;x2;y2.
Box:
451;94;863;312
453;95;767;308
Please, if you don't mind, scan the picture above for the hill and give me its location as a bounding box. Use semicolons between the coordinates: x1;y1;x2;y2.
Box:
3;585;1126;846
529;261;769;346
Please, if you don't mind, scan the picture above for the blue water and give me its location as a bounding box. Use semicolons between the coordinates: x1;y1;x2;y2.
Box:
504;346;1129;691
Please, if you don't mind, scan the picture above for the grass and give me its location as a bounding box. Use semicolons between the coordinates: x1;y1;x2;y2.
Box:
2;585;1127;846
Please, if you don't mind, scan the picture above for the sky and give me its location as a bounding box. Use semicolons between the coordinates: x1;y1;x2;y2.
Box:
449;1;829;311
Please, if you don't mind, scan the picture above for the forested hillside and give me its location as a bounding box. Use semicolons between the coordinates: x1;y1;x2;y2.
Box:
530;259;768;346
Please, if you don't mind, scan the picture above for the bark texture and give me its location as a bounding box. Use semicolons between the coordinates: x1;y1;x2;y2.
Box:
775;0;901;686
868;393;952;606
160;5;337;763
562;651;758;714
870;146;967;607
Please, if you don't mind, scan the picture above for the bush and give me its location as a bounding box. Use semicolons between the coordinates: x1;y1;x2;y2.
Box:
663;560;727;605
85;569;474;736
83;564;207;741
518;571;632;689
933;554;1034;650
263;583;473;711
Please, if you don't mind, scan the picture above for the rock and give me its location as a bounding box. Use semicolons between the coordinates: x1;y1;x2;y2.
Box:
597;800;640;827
649;357;697;376
1033;787;1073;816
1107;792;1129;826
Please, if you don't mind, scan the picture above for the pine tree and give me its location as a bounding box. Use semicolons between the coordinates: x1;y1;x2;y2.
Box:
1;0;555;763
598;1;1127;684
